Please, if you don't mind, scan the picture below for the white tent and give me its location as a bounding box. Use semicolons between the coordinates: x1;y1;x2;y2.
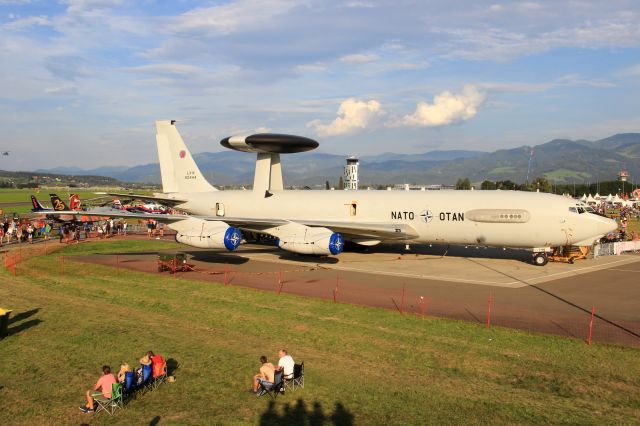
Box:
613;194;624;205
586;194;596;204
580;194;587;201
595;193;601;199
606;194;613;202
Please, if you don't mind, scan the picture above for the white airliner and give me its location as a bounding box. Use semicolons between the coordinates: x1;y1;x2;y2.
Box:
58;120;617;266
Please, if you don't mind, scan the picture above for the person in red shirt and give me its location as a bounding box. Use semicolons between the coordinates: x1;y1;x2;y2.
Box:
80;365;117;413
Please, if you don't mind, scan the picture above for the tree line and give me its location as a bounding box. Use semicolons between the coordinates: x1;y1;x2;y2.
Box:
456;177;637;196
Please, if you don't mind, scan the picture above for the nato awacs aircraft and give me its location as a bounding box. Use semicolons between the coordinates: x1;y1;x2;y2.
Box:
50;120;616;266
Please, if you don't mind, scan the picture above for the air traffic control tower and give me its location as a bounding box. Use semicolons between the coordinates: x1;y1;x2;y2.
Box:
344;156;359;190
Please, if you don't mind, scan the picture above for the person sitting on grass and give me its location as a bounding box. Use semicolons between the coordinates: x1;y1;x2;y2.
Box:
252;355;275;396
140;351;154;366
117;363;132;383
79;365;116;414
276;349;295;381
136;351;154;383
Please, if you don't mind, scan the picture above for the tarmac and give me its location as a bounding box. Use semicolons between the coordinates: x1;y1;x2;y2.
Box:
75;242;640;348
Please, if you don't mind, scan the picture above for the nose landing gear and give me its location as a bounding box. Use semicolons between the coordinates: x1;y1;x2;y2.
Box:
532;252;548;266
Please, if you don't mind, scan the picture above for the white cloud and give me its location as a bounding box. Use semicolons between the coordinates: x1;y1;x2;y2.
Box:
556;74;616;88
45;84;77;95
308;98;383;137
64;0;123;14
339;53;379;63
3;15;51;30
345;1;375;8
619;64;640;77
399;85;486;127
478;81;552;93
520;2;542;10
124;64;206;75
294;63;327;73
170;0;303;35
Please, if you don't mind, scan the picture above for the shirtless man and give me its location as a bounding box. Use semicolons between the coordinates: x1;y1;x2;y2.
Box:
252;355;275;395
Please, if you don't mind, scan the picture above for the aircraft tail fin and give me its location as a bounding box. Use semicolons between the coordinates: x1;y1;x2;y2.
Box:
50;194;70;211
155;120;216;193
69;194;81;211
31;195;47;211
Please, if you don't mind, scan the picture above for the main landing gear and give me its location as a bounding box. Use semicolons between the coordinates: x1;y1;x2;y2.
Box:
532;252;548;266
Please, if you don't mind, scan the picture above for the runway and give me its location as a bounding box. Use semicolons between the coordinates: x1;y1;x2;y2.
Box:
75;243;640;348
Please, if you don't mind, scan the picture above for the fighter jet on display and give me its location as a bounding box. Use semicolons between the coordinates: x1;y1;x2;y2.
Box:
50;120;617;265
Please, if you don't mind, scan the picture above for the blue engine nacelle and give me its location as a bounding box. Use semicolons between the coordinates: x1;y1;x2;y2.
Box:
171;218;242;251
277;232;344;256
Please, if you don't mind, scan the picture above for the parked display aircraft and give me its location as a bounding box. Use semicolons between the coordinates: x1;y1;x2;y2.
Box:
51;120;617;266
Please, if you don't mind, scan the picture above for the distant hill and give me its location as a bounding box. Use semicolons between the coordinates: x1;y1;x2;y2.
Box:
0;169;122;187
35;134;640;185
37;149;485;185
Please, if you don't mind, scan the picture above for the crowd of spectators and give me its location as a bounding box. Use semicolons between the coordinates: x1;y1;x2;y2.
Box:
0;218;133;245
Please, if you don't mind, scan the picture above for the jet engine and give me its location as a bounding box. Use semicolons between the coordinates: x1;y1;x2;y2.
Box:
169;218;242;251
276;227;344;256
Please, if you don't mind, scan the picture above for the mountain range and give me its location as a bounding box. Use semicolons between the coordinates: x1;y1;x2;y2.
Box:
36;133;640;186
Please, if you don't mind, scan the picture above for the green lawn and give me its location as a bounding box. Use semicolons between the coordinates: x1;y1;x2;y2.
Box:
544;169;592;182
0;189;107;214
0;241;639;425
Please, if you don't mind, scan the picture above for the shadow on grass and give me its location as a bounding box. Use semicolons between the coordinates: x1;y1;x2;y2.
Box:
9;308;39;323
167;358;179;376
8;308;42;336
184;252;251;265
149;415;161;425
259;399;353;426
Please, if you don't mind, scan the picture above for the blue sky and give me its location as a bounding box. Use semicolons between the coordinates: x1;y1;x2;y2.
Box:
1;0;639;170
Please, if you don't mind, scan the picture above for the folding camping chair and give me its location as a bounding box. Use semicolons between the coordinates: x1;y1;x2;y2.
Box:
93;382;123;415
123;371;136;400
258;369;284;399
292;361;304;390
137;364;153;395
151;362;167;390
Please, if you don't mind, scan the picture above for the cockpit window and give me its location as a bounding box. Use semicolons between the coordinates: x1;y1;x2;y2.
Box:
569;207;577;213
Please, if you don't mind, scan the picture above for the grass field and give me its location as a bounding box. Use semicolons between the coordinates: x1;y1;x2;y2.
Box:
0;189;105;214
0;241;639;425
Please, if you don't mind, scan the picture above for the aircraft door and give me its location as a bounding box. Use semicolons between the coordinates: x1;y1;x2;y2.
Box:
216;202;225;217
345;201;357;216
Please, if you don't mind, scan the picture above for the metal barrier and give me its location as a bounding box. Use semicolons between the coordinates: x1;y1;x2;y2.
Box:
593;241;640;258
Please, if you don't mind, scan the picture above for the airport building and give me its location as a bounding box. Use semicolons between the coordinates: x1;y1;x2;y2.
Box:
344;156;359;190
618;168;629;182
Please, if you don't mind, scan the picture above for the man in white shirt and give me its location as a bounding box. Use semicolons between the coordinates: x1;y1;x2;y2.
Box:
277;349;295;380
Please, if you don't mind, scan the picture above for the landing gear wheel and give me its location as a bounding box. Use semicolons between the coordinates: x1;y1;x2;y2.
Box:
533;253;548;266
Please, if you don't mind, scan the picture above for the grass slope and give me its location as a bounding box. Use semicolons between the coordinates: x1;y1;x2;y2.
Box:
0;241;638;425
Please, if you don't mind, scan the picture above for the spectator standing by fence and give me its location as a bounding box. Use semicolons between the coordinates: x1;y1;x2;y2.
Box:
26;224;34;243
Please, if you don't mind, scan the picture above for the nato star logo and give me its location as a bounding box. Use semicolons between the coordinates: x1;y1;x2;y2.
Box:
420;210;433;223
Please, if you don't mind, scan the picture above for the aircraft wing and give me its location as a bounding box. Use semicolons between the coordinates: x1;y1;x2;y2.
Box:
41;209;191;223
93;192;187;206
42;210;417;241
219;218;419;241
295;220;418;240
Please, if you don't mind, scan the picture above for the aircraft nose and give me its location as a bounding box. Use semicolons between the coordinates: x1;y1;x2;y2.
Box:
596;216;618;235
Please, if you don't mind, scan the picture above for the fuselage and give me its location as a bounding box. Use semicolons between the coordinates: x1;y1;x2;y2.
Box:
168;189;616;249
